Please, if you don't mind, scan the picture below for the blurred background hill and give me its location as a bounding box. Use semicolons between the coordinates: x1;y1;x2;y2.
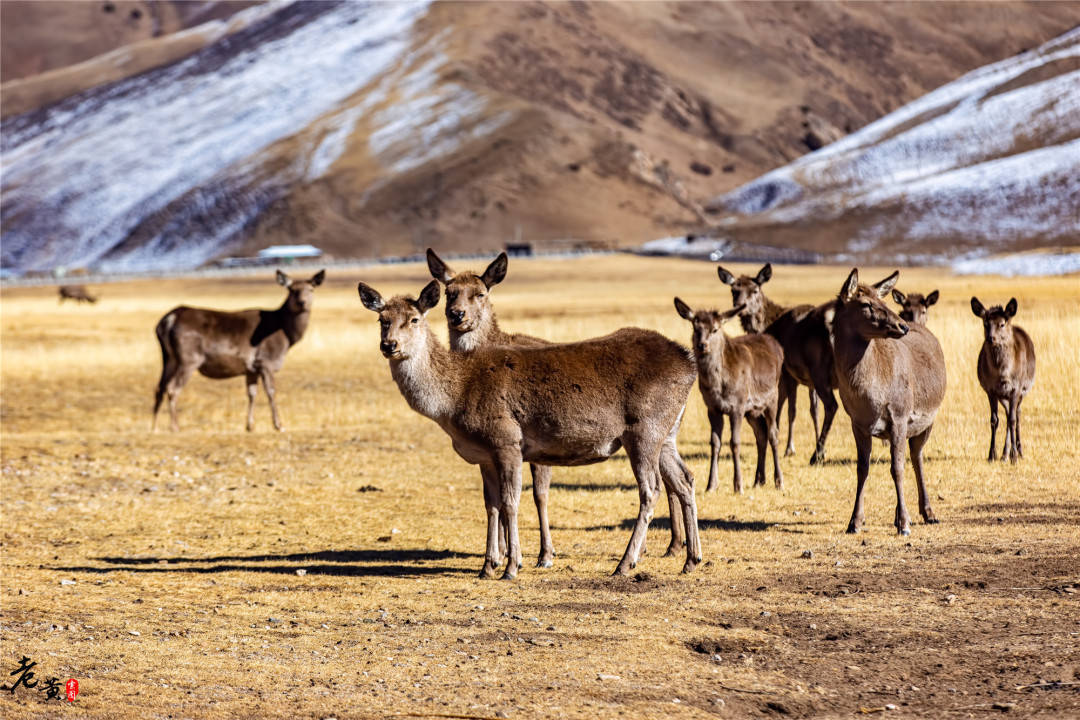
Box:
2;0;1078;274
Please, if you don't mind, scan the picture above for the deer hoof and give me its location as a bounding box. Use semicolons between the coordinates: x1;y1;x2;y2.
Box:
535;557;553;569
500;570;517;581
663;542;684;558
478;564;499;580
899;527;911;537
681;559;698;574
845;524;860;535
924;516;940;525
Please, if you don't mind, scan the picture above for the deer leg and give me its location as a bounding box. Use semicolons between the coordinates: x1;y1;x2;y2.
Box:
808;387;820;451
166;364;195;432
846;422;872;534
258;367;283;431
1008;395;1020;464
152;359;178;433
1001;397;1016;463
529;463;554;568
1015;396;1024;458
764;403;784;490
750;414;767;488
706;408;724;492
244;372;258;432
780;373;798;456
659;441;688;558
729;411;743;493
909;426;938;524
614;436;663;575
889;427;912;536
810;379;837;466
494;452;524;581
986;392;999;461
479;464;502;579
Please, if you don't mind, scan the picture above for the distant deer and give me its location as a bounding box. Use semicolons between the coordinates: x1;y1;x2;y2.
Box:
891;288;939;325
828;269;945;535
58;285;97;304
426;249;697;565
719;263;819;459
357;280;702;579
675;298;785;493
970;297;1035;463
152;269;325;432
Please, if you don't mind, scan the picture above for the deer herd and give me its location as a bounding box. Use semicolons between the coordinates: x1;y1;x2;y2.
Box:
148;255;1036;579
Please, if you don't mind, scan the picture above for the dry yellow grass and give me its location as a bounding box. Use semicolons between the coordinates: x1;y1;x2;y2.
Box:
1;255;1078;719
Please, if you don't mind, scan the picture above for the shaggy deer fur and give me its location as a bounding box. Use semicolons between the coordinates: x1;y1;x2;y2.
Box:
152;270;325;432
828;269;945;535
427;249;696;565
358;280;701;579
891;288;939;325
971;297;1036;463
59;285;97;304
718;263;819;458
675;298;784;492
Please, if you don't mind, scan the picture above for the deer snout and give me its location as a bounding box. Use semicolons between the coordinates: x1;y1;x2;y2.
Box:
448;309;466;326
380;340;399;357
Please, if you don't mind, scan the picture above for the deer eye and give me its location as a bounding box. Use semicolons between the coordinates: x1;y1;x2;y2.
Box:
447;292;458;301
410;317;419;324
476;292;485;299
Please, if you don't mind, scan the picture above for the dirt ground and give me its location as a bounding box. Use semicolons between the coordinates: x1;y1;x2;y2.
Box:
1;255;1078;719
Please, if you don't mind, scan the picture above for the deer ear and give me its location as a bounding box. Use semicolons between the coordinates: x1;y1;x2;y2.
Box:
357;282;384;312
873;270;899;298
840;268;859;301
724;303;746;321
674;297;693;320
416;280;442;314
480;252;508;289
717;266;735;285
755;263;772;285
891;289;905;305
310;269;326;287
426;248;454;284
926;290;939;306
276;270;292;288
1005;298;1018;318
970;297;985;318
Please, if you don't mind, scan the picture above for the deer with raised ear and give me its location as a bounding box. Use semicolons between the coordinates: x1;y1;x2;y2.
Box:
828;269;945;535
970;297;1035;463
427;249;697;566
152;269;325;432
675;297;785;493
891;288;939;325
357;280;702;579
718;263;825;460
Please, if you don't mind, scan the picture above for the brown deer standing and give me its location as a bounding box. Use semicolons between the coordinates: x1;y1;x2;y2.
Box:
828;269;945;535
426;249;696;566
357;280;701;579
675;298;785;492
970;297;1035;463
891;288;939;325
152;269;325;432
718;263;821;459
59;285;98;303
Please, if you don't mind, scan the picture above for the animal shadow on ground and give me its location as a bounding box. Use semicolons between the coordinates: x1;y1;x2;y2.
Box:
52;548;479;578
558;518;816;533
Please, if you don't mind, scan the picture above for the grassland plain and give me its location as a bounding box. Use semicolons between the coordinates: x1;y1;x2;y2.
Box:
1;255;1078;720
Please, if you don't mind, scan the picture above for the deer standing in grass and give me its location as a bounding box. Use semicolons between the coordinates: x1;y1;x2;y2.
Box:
58;285;97;304
426;249;696;566
828;269;944;535
892;288;939;325
152;269;325;432
719;263;838;465
971;297;1035;463
357;280;701;579
675;298;784;492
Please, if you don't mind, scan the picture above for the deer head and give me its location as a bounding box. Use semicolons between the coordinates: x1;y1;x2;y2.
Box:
891;288;939;325
971;296;1018;348
358;280;441;360
674;297;745;355
834;269;909;340
278;269;326;313
426;249;507;334
717;263;771;323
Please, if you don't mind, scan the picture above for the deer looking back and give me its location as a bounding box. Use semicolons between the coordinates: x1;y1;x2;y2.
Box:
427;249;697;566
675;298;784;493
152;269;325;432
971;297;1035;463
358;280;702;580
828;269;945;535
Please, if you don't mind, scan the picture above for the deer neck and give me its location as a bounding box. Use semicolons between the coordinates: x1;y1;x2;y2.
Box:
739;295;785;334
989;333;1014;374
450;310;504;353
390;327;458;420
696;333;729;387
276;301;310;346
829;315;873;386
